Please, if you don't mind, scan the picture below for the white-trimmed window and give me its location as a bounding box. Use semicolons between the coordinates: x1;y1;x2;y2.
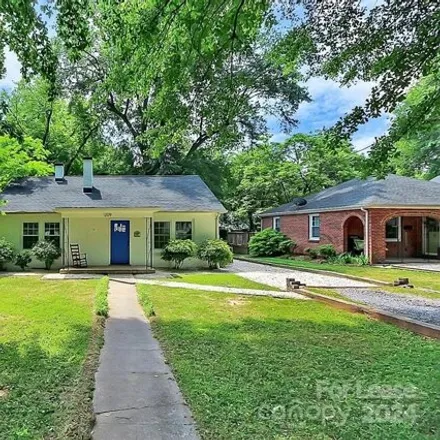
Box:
45;222;61;248
309;214;320;241
154;222;171;249
273;217;280;232
23;223;39;249
385;217;401;242
175;221;193;240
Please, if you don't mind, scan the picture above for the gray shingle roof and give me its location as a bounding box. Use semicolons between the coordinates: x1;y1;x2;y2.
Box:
262;175;440;216
0;175;226;213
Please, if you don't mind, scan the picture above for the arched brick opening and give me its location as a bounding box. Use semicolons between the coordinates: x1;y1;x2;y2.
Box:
343;215;364;254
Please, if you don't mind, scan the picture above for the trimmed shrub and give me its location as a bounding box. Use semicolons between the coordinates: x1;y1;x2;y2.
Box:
161;239;197;269
197;239;233;269
95;276;109;317
248;229;296;257
330;253;369;266
14;250;32;271
32;240;61;270
316;244;337;259
305;247;318;259
0;237;16;270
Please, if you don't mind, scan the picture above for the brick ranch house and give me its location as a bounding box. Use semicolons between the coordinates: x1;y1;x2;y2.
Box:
261;175;440;264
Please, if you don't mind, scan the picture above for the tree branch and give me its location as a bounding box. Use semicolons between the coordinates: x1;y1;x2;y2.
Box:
65;125;99;175
106;93;139;139
42;103;53;147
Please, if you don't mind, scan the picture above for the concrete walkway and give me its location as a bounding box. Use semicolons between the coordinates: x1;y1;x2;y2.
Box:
93;280;199;440
136;279;308;299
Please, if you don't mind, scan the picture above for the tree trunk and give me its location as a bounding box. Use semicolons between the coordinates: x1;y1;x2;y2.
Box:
248;211;255;231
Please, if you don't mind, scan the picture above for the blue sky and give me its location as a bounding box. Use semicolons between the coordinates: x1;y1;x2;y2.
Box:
268;76;389;151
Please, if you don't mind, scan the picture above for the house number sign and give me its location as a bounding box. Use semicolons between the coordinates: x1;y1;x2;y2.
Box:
114;223;127;233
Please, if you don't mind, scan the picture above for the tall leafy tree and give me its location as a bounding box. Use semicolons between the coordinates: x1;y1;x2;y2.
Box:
0;135;52;191
0;0;90;87
2;78;134;175
390;73;440;179
297;0;440;167
225;133;364;229
59;1;309;173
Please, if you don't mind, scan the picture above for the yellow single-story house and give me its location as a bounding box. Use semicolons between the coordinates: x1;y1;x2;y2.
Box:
0;158;226;271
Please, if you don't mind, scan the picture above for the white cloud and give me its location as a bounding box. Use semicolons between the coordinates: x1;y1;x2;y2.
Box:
296;76;376;132
0;49;21;90
270;132;289;143
352;135;377;152
361;0;384;9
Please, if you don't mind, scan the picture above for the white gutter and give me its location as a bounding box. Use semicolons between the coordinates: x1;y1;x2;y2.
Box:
260;204;440;218
360;207;369;263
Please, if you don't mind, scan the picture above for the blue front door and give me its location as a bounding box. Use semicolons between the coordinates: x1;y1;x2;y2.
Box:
111;220;130;265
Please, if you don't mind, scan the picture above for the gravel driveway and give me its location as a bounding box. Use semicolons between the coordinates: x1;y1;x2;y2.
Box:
226;260;374;289
336;288;440;326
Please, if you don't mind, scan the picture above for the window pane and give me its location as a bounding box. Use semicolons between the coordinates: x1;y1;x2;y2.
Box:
23;222;39;236
273;217;280;232
386;218;399;240
45;222;60;237
176;222;192;240
310;215;320;238
44;223;60;248
23;236;39;250
154;222;170;249
23;223;39;249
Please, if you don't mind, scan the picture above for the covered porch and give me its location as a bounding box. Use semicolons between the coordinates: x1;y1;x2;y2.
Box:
366;211;440;263
384;216;440;262
58;208;156;270
60;265;155;274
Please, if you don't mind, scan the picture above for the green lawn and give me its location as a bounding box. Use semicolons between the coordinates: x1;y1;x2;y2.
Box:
245;256;440;291
0;277;101;439
164;272;278;291
139;284;440;440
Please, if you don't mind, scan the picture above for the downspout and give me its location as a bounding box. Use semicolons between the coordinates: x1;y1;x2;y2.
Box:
360;207;370;264
215;214;220;239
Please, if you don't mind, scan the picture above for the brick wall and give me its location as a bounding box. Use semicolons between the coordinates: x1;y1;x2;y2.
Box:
262;210;366;255
261;217;272;229
368;208;440;263
263;208;440;263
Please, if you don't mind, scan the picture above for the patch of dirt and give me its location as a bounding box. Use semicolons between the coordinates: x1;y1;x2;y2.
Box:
0;388;9;399
227;299;247;306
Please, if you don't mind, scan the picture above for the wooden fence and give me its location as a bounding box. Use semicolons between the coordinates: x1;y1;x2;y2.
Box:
227;231;256;254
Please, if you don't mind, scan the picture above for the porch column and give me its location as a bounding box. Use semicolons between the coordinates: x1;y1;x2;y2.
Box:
145;217;153;268
62;217;70;268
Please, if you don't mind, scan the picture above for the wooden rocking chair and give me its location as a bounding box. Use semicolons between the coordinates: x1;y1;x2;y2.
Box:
70;244;88;268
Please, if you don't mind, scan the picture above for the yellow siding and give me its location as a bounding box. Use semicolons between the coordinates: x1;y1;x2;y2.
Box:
0;213;63;269
68;216;149;266
0;210;219;270
152;212;218;268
